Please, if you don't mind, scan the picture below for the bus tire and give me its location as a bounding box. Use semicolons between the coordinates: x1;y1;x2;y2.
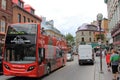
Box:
62;60;65;67
91;61;94;65
46;65;51;75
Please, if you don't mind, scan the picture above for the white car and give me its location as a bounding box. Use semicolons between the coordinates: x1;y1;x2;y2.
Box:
67;53;74;61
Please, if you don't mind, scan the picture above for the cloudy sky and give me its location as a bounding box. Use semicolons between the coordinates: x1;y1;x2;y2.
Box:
24;0;107;36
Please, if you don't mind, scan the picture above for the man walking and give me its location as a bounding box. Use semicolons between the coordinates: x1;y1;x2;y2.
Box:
110;49;120;80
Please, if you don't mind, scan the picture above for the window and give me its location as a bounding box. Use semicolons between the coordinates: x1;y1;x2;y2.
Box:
89;38;91;42
28;18;30;22
1;0;6;10
81;37;84;42
18;14;21;23
38;48;45;63
31;20;33;22
0;18;6;33
31;9;34;14
18;0;21;6
5;45;36;62
18;0;23;8
23;16;26;22
89;31;91;36
82;32;84;35
48;38;53;45
56;48;62;58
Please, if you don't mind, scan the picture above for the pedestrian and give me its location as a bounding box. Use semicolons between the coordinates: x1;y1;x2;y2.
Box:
102;49;106;57
41;27;46;35
110;49;120;80
106;50;111;72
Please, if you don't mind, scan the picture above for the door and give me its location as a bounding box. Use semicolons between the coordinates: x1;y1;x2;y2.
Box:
38;48;45;77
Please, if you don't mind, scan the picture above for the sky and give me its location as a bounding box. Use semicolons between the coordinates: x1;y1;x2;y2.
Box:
24;0;107;36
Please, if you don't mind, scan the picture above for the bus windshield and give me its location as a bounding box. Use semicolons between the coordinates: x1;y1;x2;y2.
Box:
8;24;37;35
4;24;37;63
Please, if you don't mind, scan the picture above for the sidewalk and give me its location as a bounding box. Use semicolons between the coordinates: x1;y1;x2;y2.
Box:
94;57;113;80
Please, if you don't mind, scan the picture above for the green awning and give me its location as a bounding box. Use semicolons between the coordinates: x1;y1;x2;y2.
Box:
91;42;100;48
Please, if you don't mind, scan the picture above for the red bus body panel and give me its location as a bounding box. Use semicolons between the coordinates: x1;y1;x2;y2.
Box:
3;23;68;78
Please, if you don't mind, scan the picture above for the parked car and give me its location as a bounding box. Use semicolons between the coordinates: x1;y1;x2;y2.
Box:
67;52;74;61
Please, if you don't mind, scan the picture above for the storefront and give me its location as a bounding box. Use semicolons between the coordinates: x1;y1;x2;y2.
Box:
111;25;120;50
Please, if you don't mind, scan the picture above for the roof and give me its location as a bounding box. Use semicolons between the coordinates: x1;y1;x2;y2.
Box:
76;23;104;32
41;23;62;35
24;4;35;10
12;4;42;22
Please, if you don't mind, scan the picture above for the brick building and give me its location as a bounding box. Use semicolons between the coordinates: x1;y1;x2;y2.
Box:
12;0;42;23
0;0;42;49
0;0;13;48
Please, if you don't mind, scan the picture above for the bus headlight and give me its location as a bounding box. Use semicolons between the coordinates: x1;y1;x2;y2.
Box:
4;64;11;70
27;66;35;71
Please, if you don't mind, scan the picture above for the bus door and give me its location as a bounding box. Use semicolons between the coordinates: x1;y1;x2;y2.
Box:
38;48;45;76
56;48;63;68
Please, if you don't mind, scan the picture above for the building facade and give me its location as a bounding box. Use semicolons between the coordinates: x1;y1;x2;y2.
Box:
91;18;108;43
12;0;42;23
76;24;98;48
0;0;42;48
41;17;64;39
0;0;13;48
105;0;120;49
102;18;108;35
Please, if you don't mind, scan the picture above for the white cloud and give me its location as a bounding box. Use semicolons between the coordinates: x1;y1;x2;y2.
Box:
24;0;107;36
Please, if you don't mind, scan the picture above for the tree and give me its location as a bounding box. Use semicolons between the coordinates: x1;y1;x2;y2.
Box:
95;34;105;41
65;33;74;46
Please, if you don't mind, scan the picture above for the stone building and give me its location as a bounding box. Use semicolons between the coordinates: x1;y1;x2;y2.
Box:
105;0;120;49
91;18;108;43
76;23;98;48
41;17;63;39
76;23;105;48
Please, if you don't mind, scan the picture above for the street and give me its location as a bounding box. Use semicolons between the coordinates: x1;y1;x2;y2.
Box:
0;55;96;80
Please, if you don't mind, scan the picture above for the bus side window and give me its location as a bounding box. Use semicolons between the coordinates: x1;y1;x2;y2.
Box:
38;48;45;64
56;49;62;58
60;50;64;57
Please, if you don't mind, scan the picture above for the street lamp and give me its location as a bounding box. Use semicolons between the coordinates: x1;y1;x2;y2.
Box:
97;13;103;73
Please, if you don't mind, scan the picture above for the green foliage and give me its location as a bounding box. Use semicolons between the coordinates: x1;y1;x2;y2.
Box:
95;34;105;41
65;33;74;45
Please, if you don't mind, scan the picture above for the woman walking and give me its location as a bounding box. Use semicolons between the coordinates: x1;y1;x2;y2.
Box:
110;49;120;80
106;51;111;72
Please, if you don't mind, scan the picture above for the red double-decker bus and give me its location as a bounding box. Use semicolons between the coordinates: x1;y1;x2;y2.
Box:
3;23;67;77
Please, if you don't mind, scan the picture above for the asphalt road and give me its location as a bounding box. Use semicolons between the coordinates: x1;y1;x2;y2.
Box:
0;55;95;80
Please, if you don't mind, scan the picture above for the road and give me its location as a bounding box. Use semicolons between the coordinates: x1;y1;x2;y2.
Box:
0;55;95;80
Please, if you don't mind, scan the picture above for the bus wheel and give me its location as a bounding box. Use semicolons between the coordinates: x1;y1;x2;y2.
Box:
46;65;51;75
62;60;65;67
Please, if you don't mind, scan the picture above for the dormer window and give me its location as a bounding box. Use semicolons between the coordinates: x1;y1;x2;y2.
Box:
18;0;23;8
24;4;35;15
31;9;34;14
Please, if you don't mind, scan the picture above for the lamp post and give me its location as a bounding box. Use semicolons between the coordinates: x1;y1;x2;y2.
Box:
97;13;103;73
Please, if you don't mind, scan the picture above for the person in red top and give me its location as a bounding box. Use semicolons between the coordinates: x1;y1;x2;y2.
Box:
106;51;111;72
